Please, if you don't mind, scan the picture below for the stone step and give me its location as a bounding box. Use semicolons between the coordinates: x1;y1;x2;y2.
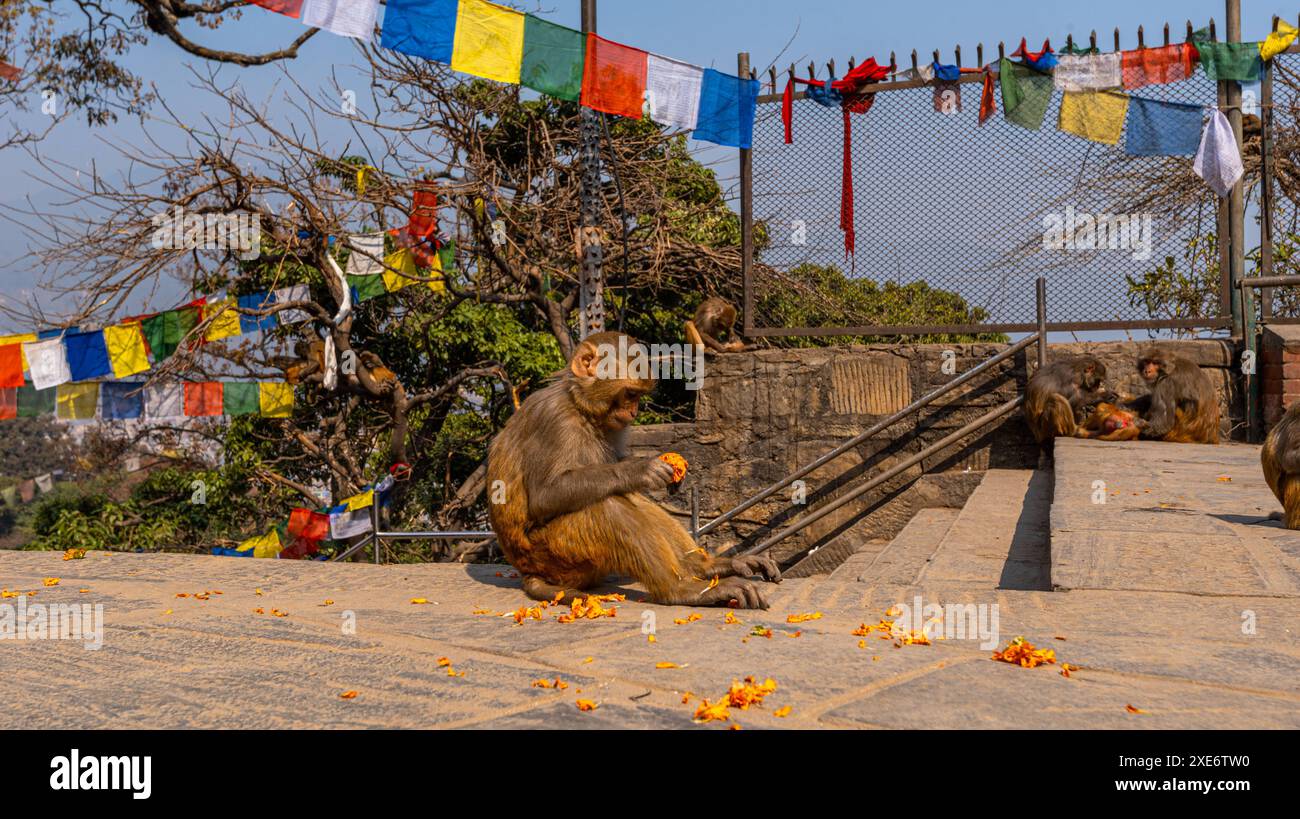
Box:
828;508;959;584
917;469;1052;591
1050;437;1300;597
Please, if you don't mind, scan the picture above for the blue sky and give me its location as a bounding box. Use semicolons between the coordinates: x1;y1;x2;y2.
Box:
0;0;1284;331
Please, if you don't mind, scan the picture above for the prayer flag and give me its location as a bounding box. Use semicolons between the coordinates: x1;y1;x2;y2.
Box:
1054;52;1122;91
0;61;20;82
451;0;525;84
380;0;457;63
1121;43;1200;90
0;388;14;420
100;382;144;420
0;343;23;387
329;505;373;540
382;248;420;292
1196;38;1262;82
64;329;113;381
1011;38;1058;71
17;384;54;417
260;382;294;418
978;68;998;125
0;333;36;370
184;381;224;417
1058;90;1129;146
272;285;312;324
301;0;379;40
145;382;185;419
237;292;279;334
345;232;386;277
203;298;242;342
1125;97;1203;157
141;305;200;361
236;528;282;559
288;507;331;541
350;267;389;302
581;33;647;119
645;54;704;131
222;382;261;416
1195;108;1244;197
694;68;758;149
1262;21;1299;61
23;338;71;390
249;0;303;18
521;14;585;101
103;323;151;379
56;382;98;420
999;59;1054;131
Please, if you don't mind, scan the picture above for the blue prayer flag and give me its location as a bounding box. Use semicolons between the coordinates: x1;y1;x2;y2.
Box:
380;0;457;63
1126;97;1203;157
101;382;144;420
693;69;759;149
64;329;112;381
933;62;961;81
237;292;279;334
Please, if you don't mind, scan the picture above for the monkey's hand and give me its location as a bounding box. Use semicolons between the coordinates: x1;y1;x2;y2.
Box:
696;577;770;609
720;555;782;583
637;456;678;491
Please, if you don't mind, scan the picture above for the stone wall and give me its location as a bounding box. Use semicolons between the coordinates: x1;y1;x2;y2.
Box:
628;340;1241;575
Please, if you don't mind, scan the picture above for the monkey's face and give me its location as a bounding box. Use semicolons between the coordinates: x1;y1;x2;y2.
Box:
1138;359;1162;383
604;387;645;432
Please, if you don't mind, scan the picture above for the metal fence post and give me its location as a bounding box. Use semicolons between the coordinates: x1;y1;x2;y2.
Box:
739;51;754;338
578;0;605;338
371;493;381;565
1036;277;1047;371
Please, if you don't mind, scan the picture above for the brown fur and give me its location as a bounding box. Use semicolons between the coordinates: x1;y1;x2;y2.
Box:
486;331;779;607
1129;347;1219;444
685;297;749;353
1075;403;1142;441
1262;402;1300;529
1024;356;1110;446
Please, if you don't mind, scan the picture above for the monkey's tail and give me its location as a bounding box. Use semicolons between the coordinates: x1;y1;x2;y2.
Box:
1281;473;1300;530
1031;394;1076;443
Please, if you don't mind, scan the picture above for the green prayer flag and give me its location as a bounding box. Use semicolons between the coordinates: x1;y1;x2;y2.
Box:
521;15;585;102
1000;58;1055;131
439;239;456;274
17;384;54;417
222;382;260;416
1197;41;1263;82
141;306;200;361
348;273;388;302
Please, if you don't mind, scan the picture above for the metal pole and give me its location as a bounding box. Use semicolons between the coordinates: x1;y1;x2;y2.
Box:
1035;277;1047;371
739;51;754;337
578;0;605;338
1226;0;1258;441
371;490;381;564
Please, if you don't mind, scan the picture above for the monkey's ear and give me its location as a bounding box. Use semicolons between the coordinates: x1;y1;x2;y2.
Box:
569;341;601;380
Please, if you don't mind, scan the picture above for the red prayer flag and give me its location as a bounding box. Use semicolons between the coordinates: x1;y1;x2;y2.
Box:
0;388;15;420
978;68;998;125
248;0;303;19
183;382;223;417
0;343;23;388
0;61;21;82
1121;43;1200;90
580;33;647;119
287;508;330;541
408;182;439;240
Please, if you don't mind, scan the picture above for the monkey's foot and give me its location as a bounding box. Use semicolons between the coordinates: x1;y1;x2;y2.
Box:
725;555;782;583
521;575;590;604
697;577;770;609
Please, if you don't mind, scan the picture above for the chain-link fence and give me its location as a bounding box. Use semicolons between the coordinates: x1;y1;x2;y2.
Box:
1263;48;1300;321
745;49;1233;337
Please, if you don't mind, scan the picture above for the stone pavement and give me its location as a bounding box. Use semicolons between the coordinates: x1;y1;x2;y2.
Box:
2;438;1299;729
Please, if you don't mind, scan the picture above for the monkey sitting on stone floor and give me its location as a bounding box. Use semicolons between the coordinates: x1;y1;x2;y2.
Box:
486;331;780;608
685;297;754;354
1261;401;1300;529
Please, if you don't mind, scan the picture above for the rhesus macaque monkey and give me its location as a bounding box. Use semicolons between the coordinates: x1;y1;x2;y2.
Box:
1126;347;1219;444
1023;355;1111;450
1074;403;1141;441
280;340;327;385
685;297;752;354
487;331;780;608
1261;402;1300;528
356;351;399;393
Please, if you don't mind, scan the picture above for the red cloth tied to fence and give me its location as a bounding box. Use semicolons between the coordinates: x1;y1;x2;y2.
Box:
1121;43;1200;89
979;67;998;125
782;57;892;257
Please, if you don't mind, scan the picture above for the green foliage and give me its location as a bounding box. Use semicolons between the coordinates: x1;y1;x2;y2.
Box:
1125;234;1223;326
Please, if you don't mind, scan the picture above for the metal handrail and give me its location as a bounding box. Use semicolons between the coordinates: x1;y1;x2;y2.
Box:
331;498;492;563
704;277;1048;558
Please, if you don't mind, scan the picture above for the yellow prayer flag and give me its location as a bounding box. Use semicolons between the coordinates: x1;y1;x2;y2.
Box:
1058;90;1129;146
56;382;99;420
356;165;376;196
259;382;294;418
203;298;242;342
237;528;282;559
103;323;151;379
426;251;446;293
451;0;526;84
1262;21;1298;61
343;489;374;511
382;248;419;293
0;333;37;371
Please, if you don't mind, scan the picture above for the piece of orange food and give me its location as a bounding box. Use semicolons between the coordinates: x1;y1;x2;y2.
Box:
658;452;688;484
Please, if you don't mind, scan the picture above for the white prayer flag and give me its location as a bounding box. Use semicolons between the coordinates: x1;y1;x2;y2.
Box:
329;506;373;540
34;473;54;494
145;382;185;419
1053;53;1123;92
23;338;71;390
302;0;380;41
344;232;385;277
273;284;312;324
645;54;705;131
1194;109;1244;198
